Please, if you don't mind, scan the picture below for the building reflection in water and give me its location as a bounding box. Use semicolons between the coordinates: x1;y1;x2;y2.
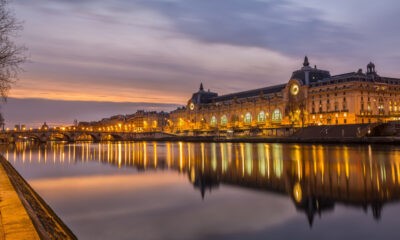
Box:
3;141;400;226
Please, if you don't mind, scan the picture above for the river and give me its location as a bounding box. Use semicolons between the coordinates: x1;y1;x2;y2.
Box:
2;141;400;240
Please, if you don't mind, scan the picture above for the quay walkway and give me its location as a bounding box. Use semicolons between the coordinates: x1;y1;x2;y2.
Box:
0;161;40;239
0;156;76;240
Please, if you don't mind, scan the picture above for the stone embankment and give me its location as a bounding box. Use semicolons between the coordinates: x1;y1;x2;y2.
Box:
0;156;76;240
161;123;400;144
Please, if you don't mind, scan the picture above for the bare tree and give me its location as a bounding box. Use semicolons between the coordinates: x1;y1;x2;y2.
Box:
0;0;25;101
0;112;4;130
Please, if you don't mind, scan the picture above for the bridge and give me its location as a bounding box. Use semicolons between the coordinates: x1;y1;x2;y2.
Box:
0;129;176;143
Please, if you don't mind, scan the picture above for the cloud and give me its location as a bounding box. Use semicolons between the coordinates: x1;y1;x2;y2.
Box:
6;0;400;127
133;0;361;57
11;0;303;103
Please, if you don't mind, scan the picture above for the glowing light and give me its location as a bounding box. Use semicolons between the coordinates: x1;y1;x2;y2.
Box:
293;182;302;203
272;144;283;178
245;143;253;175
211;143;217;172
190;167;196;183
153;142;158;167
179;142;183;171
258;143;266;177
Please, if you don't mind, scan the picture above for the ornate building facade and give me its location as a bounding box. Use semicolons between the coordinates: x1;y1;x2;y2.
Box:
169;57;400;134
78;111;169;132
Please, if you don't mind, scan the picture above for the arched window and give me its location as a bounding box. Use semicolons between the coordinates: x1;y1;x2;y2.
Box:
272;109;282;122
257;111;266;123
210;116;217;126
244;112;252;124
220;115;228;126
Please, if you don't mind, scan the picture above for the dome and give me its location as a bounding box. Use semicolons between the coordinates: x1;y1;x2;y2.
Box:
41;122;49;130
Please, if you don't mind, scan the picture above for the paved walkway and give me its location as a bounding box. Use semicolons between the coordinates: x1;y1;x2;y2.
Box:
0;163;40;240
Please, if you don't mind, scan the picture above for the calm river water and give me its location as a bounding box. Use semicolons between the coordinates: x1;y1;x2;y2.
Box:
2;141;400;240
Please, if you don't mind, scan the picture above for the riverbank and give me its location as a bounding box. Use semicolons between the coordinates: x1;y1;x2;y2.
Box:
4;123;400;145
4;134;400;145
137;124;400;144
131;135;400;144
0;156;76;240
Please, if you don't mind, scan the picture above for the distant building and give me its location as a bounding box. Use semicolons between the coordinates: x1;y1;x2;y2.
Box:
78;111;169;132
14;124;24;131
40;122;49;131
169;57;400;133
126;110;168;132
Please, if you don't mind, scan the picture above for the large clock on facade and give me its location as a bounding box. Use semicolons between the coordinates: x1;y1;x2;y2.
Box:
290;83;299;96
189;102;195;110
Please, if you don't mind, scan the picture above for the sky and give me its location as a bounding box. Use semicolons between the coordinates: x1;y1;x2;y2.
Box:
2;0;400;127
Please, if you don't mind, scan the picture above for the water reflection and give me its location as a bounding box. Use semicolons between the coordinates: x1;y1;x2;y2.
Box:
3;142;400;226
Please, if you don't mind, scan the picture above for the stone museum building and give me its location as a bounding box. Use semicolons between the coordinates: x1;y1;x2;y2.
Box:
169;57;400;133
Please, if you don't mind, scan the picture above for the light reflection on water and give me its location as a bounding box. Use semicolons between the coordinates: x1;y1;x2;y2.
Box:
3;142;400;240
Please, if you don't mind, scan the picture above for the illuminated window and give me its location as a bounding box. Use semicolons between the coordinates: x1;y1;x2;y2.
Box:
210;116;217;126
378;97;385;115
220;115;228;126
244;112;252;124
179;118;184;127
257;111;266;123
272;109;282;122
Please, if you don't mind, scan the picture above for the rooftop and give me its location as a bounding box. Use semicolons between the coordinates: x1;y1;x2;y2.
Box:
212;84;286;102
